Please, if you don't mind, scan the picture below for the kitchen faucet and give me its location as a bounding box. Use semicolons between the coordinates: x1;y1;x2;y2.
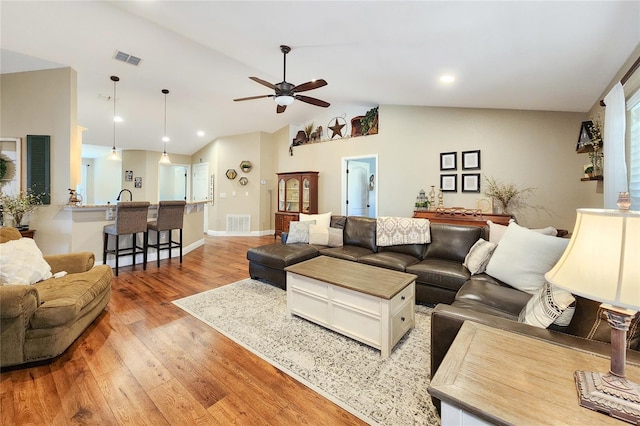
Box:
116;189;133;202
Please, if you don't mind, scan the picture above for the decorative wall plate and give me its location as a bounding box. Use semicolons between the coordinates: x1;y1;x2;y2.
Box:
226;169;237;180
239;176;248;186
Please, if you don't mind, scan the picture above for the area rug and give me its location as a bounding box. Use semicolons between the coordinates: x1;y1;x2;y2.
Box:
173;279;440;425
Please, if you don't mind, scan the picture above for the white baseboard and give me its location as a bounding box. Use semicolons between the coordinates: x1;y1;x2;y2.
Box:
99;238;205;267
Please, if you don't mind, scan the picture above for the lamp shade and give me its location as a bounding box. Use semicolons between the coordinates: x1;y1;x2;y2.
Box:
545;208;640;311
274;95;294;106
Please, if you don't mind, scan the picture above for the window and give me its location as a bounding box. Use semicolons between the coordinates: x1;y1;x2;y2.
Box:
627;89;640;210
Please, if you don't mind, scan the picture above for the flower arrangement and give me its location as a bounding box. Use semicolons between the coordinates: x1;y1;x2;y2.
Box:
587;117;604;175
0;189;45;228
483;176;535;215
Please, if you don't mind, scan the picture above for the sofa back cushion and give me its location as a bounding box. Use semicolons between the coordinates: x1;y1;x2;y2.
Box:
425;223;483;262
330;215;347;229
379;243;426;259
344;216;378;252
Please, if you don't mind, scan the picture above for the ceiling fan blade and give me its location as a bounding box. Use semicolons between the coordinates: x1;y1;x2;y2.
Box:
234;94;272;101
249;77;276;90
294;79;328;93
277;104;287;114
295;95;330;108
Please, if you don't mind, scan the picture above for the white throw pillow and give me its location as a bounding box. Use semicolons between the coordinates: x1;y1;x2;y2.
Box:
299;212;331;229
327;227;343;247
488;220;557;244
518;281;575;328
463;238;497;275
308;224;329;245
485;222;569;294
286;220;316;244
0;238;52;285
308;225;343;247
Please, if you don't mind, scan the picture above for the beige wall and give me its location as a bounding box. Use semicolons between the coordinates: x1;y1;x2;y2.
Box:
272;105;590;230
191;131;272;234
0;68;78;254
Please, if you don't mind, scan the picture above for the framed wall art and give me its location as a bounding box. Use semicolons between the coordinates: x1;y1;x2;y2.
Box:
440;174;457;192
440;152;457;171
462;150;481;170
125;170;133;181
134;177;142;188
462;173;481;192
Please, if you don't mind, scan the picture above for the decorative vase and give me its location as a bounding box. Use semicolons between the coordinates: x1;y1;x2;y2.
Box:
617;192;631;210
429;186;436;210
590;149;603;177
12;212;23;228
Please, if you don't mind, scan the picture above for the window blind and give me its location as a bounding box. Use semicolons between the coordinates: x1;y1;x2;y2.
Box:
627;89;640;210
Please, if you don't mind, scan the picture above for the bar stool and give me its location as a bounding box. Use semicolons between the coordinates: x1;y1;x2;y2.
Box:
103;201;150;276
145;200;186;268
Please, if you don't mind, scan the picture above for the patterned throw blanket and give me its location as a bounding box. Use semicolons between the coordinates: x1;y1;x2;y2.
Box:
376;216;431;246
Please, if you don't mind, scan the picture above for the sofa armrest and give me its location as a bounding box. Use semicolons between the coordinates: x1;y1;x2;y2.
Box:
44;252;95;274
0;285;39;319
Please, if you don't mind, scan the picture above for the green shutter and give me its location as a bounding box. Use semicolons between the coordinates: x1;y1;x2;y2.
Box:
27;135;51;204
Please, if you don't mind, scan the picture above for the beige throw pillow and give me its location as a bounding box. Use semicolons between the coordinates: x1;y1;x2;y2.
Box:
518;281;575;328
463;238;497;275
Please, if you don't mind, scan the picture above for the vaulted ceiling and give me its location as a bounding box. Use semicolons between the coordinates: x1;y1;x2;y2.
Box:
1;1;638;156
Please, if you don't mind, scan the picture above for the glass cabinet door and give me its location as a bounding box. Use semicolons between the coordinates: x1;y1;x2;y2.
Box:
278;179;285;211
285;178;300;212
302;178;310;213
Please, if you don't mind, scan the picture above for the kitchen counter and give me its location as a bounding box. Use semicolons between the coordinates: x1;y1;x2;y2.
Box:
65;201;207;265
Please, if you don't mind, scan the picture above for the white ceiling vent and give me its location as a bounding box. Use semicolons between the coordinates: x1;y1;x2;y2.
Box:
113;50;142;66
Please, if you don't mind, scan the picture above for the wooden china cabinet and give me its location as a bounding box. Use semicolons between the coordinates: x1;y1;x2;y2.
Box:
274;171;319;238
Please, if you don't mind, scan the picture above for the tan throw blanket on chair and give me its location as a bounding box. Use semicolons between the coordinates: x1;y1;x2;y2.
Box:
376;217;431;246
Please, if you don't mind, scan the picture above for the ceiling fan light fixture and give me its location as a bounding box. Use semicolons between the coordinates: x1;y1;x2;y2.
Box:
274;95;294;106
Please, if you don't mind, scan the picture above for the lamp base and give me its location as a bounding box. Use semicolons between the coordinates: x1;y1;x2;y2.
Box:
575;370;640;424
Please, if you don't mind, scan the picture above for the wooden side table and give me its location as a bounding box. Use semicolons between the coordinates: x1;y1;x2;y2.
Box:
19;229;35;239
428;321;640;425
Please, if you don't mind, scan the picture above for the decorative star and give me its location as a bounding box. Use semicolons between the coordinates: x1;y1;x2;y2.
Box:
329;118;345;139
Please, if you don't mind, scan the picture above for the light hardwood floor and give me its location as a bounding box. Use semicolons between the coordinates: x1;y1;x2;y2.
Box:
1;235;366;425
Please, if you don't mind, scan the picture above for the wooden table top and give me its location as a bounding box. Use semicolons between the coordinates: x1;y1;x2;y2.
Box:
428;321;640;426
285;256;417;300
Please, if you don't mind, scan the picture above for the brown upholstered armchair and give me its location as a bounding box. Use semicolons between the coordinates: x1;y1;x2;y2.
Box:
0;227;113;367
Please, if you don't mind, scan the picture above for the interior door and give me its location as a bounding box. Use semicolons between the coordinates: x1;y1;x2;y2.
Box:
192;163;209;202
346;160;370;217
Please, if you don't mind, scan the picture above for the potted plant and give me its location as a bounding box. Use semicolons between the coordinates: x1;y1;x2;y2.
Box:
483;176;534;216
0;189;45;229
360;106;379;135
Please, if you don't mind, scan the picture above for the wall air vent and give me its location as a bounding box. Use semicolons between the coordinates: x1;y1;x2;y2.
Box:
113;50;142;66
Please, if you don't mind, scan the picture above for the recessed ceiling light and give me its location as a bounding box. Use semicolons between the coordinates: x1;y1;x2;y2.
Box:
114;116;123;123
440;75;455;83
197;131;205;137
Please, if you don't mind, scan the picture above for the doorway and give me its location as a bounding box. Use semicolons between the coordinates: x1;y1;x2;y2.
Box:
158;164;189;201
342;155;378;217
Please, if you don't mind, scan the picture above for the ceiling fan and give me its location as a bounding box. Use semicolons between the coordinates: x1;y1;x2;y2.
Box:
234;45;330;113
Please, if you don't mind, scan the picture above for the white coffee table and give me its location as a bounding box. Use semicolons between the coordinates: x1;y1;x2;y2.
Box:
285;256;417;357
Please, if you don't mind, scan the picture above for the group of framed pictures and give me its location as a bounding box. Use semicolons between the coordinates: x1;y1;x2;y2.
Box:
439;150;481;193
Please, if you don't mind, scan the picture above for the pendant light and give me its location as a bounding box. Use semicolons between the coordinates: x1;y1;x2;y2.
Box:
108;76;122;161
159;89;171;164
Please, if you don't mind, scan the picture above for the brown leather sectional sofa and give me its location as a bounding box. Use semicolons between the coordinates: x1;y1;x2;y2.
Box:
246;215;640;412
247;215;485;305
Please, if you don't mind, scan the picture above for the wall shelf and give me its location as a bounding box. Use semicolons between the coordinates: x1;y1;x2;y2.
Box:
580;176;603;181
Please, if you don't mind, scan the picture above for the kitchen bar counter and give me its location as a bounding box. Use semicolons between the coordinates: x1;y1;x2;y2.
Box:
67;201;206;265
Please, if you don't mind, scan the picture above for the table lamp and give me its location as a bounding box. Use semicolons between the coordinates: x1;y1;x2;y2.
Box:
545;208;640;424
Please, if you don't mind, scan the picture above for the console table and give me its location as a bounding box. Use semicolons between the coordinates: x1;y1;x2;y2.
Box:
428;321;640;425
413;208;512;227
